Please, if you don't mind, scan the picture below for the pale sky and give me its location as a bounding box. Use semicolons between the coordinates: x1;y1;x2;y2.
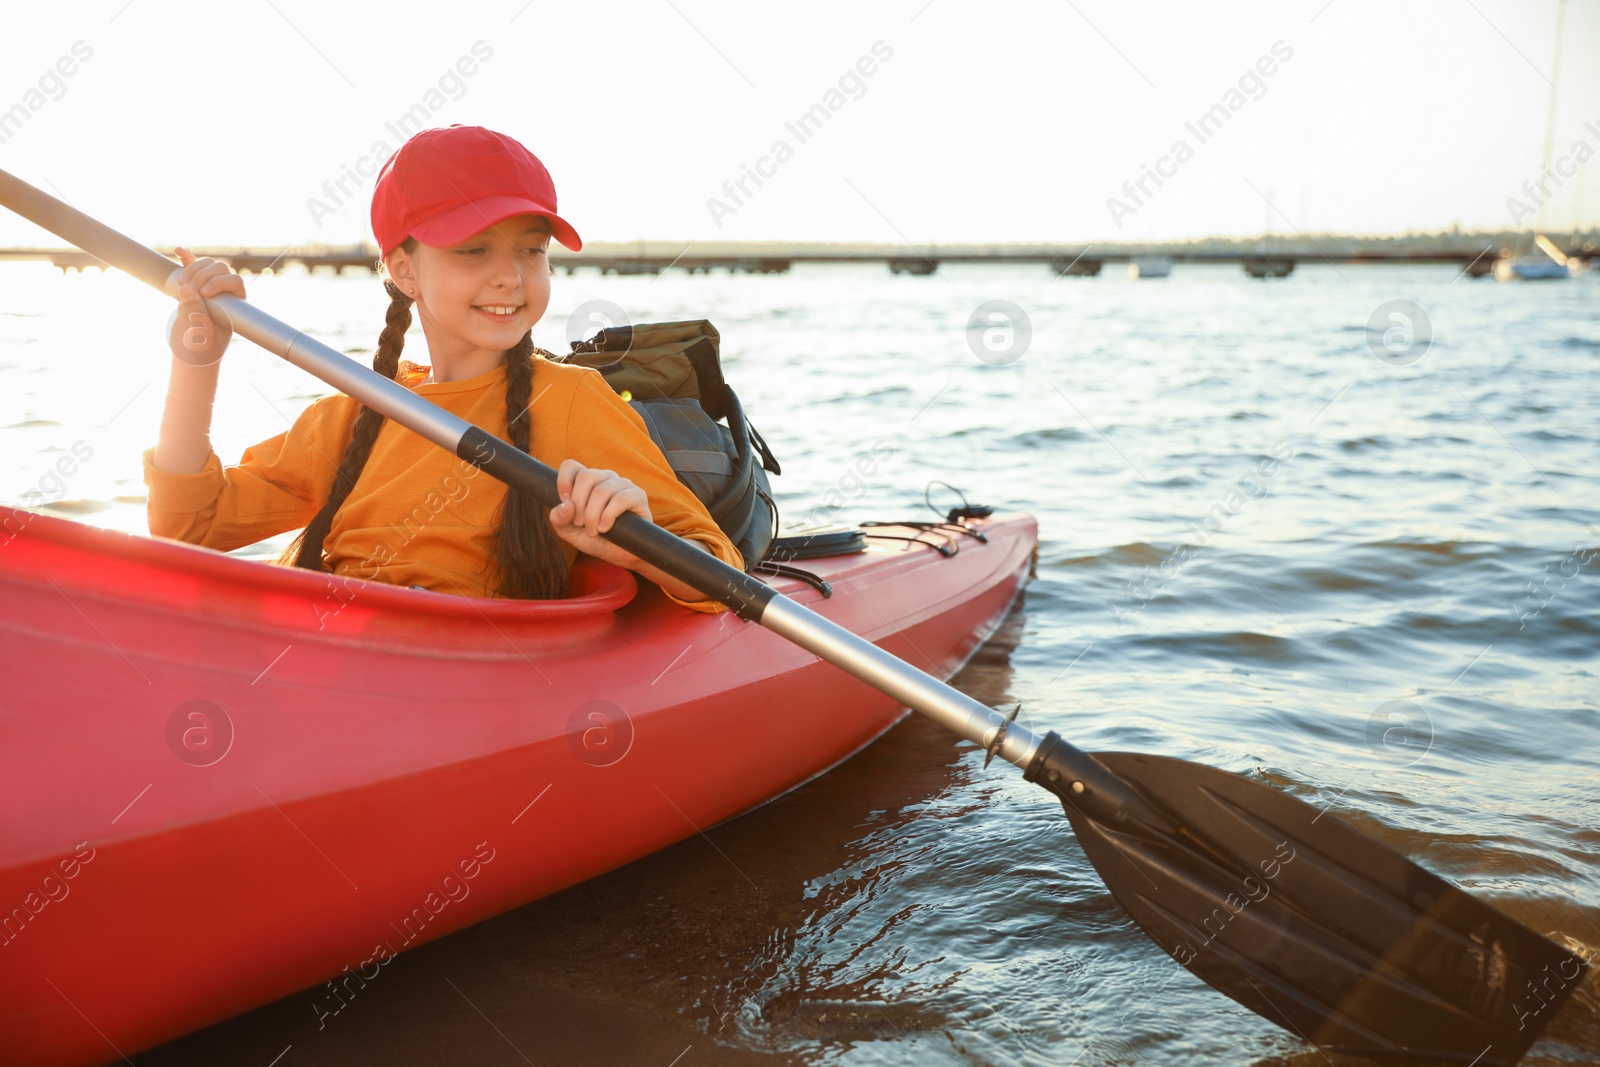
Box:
0;0;1596;249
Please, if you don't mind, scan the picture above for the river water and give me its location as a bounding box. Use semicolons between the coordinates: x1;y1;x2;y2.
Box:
4;260;1598;1064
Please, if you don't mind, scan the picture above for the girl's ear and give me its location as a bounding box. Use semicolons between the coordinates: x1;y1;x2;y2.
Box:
385;247;417;297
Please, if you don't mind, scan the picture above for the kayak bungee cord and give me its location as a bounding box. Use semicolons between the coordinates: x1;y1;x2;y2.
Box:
0;167;1586;1066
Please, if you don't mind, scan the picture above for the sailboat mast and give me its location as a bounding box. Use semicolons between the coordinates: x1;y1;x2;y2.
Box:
1535;0;1567;234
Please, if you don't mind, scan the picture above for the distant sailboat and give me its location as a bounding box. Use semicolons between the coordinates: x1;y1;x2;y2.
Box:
1245;190;1295;278
1499;0;1571;282
1494;234;1570;281
1128;254;1172;279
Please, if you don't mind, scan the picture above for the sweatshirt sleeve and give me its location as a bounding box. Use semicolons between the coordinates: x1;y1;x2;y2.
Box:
560;369;745;612
143;396;350;551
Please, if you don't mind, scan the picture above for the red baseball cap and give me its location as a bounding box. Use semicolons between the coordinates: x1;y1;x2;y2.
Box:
371;125;582;254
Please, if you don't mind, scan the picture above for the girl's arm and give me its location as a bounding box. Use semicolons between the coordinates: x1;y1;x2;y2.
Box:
152;249;244;474
549;458;715;604
551;369;744;611
143;250;330;550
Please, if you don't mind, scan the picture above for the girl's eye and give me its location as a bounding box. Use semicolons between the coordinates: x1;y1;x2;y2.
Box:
455;247;486;256
522;247;547;257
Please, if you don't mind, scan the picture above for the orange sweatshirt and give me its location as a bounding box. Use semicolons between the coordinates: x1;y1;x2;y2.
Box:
142;356;742;612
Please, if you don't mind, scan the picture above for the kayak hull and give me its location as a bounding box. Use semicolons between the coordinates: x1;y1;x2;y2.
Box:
0;508;1036;1066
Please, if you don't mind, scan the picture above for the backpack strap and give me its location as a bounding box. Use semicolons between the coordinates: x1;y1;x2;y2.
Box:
747;420;781;476
664;450;734;476
683;336;730;421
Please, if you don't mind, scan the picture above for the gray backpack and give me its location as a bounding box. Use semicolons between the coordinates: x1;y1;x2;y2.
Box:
558;321;780;568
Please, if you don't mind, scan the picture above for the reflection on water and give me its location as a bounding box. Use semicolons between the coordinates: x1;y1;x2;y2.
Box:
718;608;1027;1058
6;261;1599;1064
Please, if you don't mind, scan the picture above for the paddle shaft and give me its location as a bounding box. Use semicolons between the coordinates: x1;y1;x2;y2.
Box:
0;168;1043;770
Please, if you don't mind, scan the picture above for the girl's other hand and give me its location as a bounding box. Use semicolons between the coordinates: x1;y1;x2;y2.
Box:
167;247;245;366
549;459;651;567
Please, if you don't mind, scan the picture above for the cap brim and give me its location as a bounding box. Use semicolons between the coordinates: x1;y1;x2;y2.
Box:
409;194;583;252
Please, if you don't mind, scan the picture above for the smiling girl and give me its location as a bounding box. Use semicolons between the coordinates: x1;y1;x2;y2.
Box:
144;125;741;610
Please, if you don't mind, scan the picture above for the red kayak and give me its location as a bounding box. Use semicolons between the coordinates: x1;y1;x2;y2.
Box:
0;507;1036;1066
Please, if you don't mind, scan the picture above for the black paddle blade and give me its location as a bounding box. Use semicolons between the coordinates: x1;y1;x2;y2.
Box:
1023;733;1588;1065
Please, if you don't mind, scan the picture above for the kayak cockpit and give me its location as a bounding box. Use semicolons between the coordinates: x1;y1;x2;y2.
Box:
2;508;640;654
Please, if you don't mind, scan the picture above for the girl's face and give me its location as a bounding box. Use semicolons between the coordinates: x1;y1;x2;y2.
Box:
387;215;553;364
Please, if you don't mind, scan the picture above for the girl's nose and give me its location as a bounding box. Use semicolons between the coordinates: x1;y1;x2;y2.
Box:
488;246;525;289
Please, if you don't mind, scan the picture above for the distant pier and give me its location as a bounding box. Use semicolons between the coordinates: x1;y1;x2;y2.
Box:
2;242;1592;279
591;256;792;276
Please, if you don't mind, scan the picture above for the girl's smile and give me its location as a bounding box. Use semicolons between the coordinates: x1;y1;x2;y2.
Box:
475;304;523;320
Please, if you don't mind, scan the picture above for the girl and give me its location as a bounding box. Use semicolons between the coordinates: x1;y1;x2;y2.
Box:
144;125;741;611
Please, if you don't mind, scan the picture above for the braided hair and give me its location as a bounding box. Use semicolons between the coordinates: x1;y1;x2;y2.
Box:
281;269;570;600
492;334;570;599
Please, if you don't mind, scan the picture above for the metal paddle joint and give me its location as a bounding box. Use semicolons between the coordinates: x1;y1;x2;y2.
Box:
1023;731;1179;839
982;703;1021;768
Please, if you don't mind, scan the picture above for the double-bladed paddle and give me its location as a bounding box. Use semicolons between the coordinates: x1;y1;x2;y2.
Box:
0;168;1586;1065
